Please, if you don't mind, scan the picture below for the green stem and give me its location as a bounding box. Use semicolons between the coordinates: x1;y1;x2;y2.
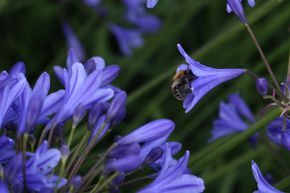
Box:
92;172;119;193
67;125;76;147
22;134;28;193
245;23;281;93
190;108;281;172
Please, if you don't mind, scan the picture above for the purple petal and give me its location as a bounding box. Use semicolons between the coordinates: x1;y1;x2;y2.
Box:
147;0;159;8
118;119;174;145
251;161;284;193
62;22;85;61
0;180;9;193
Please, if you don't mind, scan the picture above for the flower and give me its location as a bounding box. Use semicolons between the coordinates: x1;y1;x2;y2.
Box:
52;50;114;125
256;78;268;96
62;22;85;61
147;0;159;8
117;119;174;145
109;24;144;56
226;0;255;23
137;145;205;193
124;0;161;33
251;160;284;193
0;73;26;129
267;117;290;150
0;135;15;164
209;93;256;141
177;44;245;112
2;141;66;192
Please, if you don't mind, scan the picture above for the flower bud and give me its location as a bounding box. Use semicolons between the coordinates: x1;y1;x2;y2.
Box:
88;102;108;131
143;147;164;165
60;144;70;161
73;104;86;128
117;119;174;145
107;91;127;125
256;78;268;96
227;0;247;23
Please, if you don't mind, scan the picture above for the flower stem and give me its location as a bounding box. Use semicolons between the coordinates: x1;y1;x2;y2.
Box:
65;131;90;175
67;125;76;147
91;172;119;193
245;23;281;93
22;134;28;193
81;143;117;189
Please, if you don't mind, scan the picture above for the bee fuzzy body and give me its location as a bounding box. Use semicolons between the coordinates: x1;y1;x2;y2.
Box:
171;69;196;101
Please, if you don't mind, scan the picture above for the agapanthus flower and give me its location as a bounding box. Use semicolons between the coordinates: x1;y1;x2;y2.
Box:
256;78;268;96
147;0;159;8
267;117;290;151
0;73;26;129
62;22;85;61
106;119;175;172
52;49;114;125
0;135;15;164
64;0;161;56
177;44;245;112
226;0;255;23
251;160;284;193
2;141;66;192
137;145;205;193
209;93;256;141
109;24;144;56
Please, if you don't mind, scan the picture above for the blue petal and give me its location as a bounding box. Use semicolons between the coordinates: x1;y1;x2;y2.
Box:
147;0;159;8
62;22;85;61
118;119;174;145
0;180;9;193
228;93;255;122
252;161;284;193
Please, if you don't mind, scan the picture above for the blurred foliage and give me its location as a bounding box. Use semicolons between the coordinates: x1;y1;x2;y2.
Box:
0;0;290;192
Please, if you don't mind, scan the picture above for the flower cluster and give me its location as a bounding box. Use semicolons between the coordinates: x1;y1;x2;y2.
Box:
209;93;257;143
0;49;205;193
64;0;161;57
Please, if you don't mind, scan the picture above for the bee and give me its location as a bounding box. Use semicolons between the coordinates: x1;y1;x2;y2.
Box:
171;69;196;101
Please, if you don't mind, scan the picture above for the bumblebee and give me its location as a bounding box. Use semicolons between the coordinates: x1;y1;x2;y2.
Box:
171;69;196;101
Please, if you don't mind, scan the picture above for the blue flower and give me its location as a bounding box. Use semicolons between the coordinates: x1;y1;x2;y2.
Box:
117;119;174;145
0;73;26;129
123;0;161;33
251;160;284;193
147;0;159;8
209;93;256;141
109;24;144;56
52;51;114;125
267;117;290;151
0;180;9;193
62;22;85;61
256;78;268;96
17;72;51;134
177;44;245;112
226;0;255;23
0;135;15;164
137;145;205;193
3;141;66;192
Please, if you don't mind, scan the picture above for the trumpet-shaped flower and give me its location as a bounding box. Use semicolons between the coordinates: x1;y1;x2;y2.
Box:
209;93;255;141
117;119;174;145
177;44;245;112
226;0;255;23
0;73;26;129
109;24;144;56
251;160;284;193
52;51;114;125
62;22;85;61
267;117;290;151
138;146;205;193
